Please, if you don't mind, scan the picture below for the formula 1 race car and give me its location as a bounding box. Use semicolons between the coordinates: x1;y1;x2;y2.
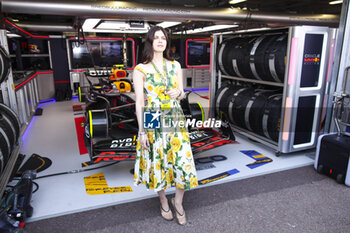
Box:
81;89;237;167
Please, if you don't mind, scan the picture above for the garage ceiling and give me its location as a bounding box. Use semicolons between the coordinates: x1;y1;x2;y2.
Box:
128;0;342;14
1;0;343;35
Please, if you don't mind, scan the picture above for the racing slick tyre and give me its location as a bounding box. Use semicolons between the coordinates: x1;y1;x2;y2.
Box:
78;86;86;102
189;102;204;122
0;103;20;144
0;46;11;84
261;93;283;142
87;109;109;139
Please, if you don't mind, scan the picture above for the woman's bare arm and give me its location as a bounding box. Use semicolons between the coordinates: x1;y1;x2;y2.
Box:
133;68;146;133
175;61;185;100
165;61;185;100
133;67;150;149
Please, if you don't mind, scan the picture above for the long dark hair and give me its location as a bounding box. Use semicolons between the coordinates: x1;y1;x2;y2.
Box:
141;26;173;64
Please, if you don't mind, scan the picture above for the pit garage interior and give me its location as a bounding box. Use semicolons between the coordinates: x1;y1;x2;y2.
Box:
0;0;350;232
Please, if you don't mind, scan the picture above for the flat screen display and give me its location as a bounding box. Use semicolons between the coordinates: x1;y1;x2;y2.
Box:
186;40;210;67
70;40;133;69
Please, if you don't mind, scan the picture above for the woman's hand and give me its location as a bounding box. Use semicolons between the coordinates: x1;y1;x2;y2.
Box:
139;133;150;150
166;89;182;100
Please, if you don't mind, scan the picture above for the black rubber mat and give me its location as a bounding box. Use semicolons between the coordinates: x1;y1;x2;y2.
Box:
16;153;52;176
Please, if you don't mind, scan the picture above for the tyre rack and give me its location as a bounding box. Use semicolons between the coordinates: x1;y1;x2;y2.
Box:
0;29;41;198
209;26;337;154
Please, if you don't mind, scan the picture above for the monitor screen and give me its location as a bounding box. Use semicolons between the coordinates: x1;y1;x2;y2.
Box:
189;44;204;56
101;42;122;58
70;40;133;69
186;40;210;67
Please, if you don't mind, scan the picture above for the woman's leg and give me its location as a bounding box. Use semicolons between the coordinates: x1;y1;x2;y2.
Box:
158;189;173;220
172;187;186;225
158;190;170;210
174;187;185;214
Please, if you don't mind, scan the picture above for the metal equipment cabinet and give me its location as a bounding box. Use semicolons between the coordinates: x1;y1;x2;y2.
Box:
210;26;336;154
182;68;210;89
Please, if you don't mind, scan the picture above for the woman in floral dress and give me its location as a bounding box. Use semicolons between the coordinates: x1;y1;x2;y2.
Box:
133;26;198;225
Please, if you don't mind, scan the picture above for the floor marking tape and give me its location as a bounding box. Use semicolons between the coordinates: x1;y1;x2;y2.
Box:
84;172;133;195
240;150;273;169
198;168;240;185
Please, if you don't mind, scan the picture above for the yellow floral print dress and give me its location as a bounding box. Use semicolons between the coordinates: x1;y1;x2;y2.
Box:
133;60;198;191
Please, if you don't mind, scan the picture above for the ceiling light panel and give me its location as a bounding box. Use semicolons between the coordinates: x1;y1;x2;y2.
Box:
229;0;247;4
156;22;182;28
329;0;343;5
7;33;21;38
82;18;150;33
175;24;239;34
234;27;272;33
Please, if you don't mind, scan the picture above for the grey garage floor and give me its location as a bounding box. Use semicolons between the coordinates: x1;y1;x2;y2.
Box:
25;165;350;233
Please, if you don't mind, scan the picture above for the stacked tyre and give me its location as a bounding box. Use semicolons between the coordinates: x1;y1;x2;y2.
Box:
259;93;283;141
0;45;20;175
0;45;11;84
0;103;21;175
217;34;287;83
215;82;282;142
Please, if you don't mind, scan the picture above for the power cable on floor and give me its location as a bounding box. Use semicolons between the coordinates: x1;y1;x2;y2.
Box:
4;161;118;195
191;91;209;99
31;161;121;194
35;161;121;180
32;181;39;193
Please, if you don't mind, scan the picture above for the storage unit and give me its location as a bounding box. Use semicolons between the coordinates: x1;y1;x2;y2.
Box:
36;71;55;101
0;30;23;200
182;68;210;89
14;74;39;125
193;68;210;88
210;26;337;154
8;39;52;71
182;68;193;89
